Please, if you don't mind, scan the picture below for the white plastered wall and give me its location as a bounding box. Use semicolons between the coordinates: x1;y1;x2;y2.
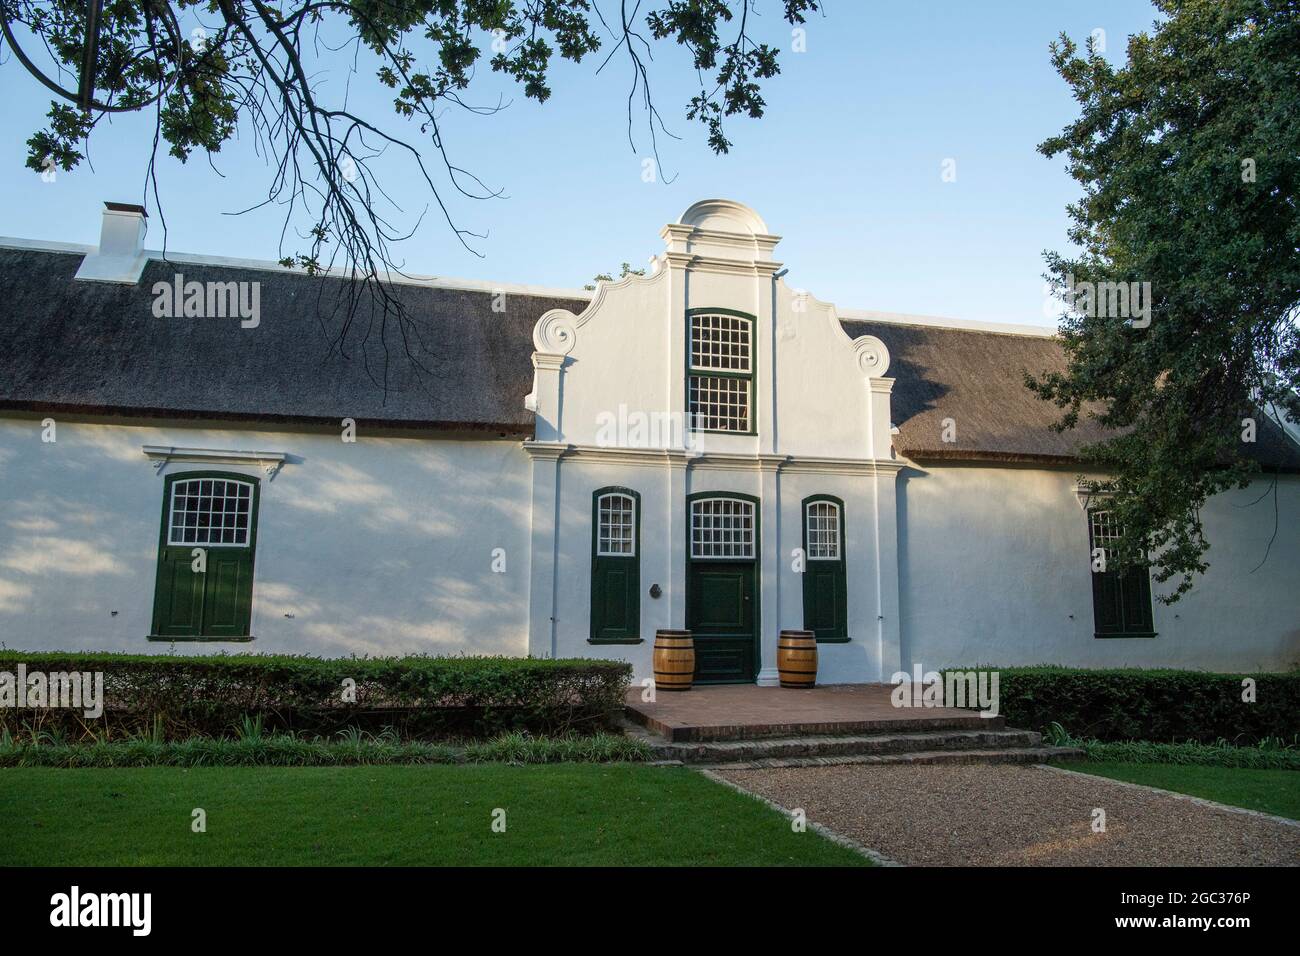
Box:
0;416;532;656
897;463;1300;673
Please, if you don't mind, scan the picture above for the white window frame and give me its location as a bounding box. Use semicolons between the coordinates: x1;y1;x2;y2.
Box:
688;311;754;433
689;312;753;373
596;492;637;557
166;477;255;548
804;500;842;561
690;496;756;560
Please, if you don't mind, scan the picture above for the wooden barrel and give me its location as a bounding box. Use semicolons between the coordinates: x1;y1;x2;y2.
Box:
653;629;695;692
777;630;818;689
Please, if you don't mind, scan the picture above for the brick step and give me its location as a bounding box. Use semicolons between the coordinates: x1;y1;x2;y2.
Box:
645;728;1045;765
624;706;1003;742
692;745;1084;770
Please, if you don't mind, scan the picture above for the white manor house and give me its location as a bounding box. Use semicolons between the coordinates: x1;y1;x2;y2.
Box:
1;199;1297;683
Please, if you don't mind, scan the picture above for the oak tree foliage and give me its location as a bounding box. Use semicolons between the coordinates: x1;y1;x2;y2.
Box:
1031;0;1299;601
3;0;818;387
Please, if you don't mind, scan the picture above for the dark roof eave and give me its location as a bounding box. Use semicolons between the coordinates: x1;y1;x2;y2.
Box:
0;399;535;438
898;446;1084;467
899;444;1300;475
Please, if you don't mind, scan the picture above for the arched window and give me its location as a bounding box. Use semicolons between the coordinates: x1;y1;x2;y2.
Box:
590;488;640;643
802;495;847;642
167;475;255;545
151;472;260;641
690;496;756;559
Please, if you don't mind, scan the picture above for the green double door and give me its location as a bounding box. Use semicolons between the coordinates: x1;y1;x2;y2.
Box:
687;561;757;683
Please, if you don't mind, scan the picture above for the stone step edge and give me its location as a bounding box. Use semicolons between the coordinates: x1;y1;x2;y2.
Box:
675;746;1084;770
624;709;1005;742
645;729;1043;762
651;728;1040;751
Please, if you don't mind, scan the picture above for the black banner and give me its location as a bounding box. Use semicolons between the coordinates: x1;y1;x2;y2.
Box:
4;866;1284;941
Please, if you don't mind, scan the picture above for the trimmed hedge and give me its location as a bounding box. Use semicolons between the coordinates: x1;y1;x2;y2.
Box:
0;652;631;741
944;666;1300;744
1066;738;1300;770
0;731;652;768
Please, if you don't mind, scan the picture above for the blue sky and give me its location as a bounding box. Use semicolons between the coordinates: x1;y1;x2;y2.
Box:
0;1;1159;327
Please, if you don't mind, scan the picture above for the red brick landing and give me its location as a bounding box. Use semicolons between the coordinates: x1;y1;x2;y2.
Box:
625;683;1001;743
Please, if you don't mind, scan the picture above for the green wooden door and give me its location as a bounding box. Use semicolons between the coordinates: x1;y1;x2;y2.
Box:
590;489;641;643
687;494;759;683
688;561;757;683
802;496;848;642
151;473;259;640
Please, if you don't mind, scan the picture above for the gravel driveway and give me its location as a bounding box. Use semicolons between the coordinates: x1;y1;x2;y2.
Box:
715;763;1300;866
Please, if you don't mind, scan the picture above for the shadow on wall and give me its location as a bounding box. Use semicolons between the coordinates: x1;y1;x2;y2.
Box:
0;422;533;658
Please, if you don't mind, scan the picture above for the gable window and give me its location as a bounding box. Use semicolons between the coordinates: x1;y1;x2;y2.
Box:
802;496;848;642
1087;509;1155;638
151;472;259;641
590;488;641;643
688;309;754;433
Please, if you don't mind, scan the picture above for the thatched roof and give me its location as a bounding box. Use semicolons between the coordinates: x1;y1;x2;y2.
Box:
0;246;587;434
841;319;1300;470
1;245;1297;468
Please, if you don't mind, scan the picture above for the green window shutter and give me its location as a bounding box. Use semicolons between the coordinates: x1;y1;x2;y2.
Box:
1088;508;1155;638
590;488;641;643
802;495;848;642
150;472;260;640
151;546;205;636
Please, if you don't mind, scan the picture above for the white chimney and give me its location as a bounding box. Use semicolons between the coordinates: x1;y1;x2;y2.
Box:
75;201;149;283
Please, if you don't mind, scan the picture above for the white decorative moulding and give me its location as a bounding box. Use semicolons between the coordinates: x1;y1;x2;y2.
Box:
852;335;891;378
533;309;578;356
661;199;781;265
143;445;288;479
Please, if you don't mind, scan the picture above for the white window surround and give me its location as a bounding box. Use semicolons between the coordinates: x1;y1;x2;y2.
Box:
167;477;254;547
688;311;753;433
690;312;753;372
143;445;287;479
596;493;636;557
690;497;756;559
805;501;842;561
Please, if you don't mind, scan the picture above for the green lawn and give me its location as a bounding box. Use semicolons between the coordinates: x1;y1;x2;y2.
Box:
0;764;868;866
1067;761;1300;820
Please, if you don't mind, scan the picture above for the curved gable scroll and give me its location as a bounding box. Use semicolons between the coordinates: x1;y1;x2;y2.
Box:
533;309;578;356
851;335;891;378
530;264;668;358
